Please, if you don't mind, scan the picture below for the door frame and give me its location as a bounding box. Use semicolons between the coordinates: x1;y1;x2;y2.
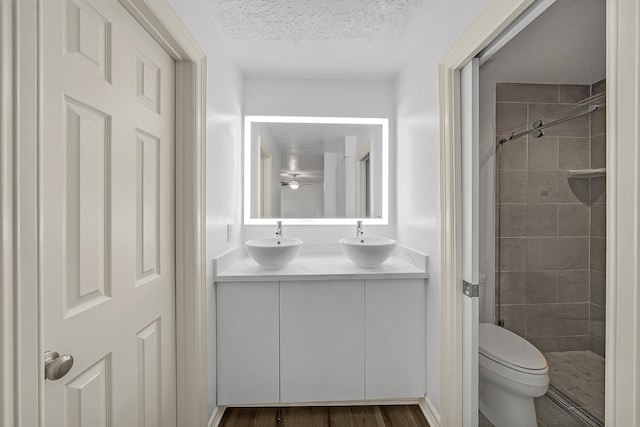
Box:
439;0;639;426
1;0;208;426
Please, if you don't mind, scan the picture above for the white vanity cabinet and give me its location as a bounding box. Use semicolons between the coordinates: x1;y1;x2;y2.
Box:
280;280;365;402
217;282;280;405
216;278;426;405
214;248;429;405
365;279;426;399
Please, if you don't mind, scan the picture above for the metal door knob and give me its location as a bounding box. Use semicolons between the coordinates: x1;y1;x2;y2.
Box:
44;350;74;380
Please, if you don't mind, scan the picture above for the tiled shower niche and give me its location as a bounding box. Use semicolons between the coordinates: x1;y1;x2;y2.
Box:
496;81;606;356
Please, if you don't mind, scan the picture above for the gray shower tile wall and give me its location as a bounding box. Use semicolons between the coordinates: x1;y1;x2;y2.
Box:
559;137;590;169
527;170;590;203
591;135;606;169
558;270;590;302
528;137;558;170
590;79;606;357
559;85;591;103
496;82;605;353
558;204;589;236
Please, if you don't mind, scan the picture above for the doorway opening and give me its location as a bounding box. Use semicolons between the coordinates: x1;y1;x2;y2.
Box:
478;0;605;425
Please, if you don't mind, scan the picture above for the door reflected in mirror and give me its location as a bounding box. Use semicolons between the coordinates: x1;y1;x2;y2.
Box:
244;116;389;225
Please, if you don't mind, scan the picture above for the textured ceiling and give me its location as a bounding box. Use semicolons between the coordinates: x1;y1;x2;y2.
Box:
201;0;606;81
206;0;431;78
210;0;425;43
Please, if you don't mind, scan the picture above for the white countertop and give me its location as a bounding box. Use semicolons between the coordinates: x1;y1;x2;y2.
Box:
213;244;429;282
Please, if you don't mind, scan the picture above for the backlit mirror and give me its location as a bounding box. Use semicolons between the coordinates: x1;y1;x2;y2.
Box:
244;116;389;225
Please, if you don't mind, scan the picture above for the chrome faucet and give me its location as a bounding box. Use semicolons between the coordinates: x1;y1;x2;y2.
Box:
275;221;283;238
356;220;364;238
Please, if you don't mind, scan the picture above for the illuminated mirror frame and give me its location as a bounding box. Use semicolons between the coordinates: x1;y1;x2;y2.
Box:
244;116;389;225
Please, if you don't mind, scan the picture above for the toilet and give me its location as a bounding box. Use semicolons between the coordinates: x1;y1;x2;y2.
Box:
479;323;550;427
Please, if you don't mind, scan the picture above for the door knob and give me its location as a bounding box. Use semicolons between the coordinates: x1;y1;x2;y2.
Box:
44;350;74;381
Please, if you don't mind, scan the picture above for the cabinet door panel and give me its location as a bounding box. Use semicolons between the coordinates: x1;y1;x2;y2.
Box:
217;282;279;405
365;279;426;399
280;281;365;403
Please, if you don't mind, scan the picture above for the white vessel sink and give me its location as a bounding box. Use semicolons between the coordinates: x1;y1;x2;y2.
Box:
245;237;303;269
339;236;397;268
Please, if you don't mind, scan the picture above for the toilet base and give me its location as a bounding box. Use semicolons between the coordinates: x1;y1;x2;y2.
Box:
479;376;538;427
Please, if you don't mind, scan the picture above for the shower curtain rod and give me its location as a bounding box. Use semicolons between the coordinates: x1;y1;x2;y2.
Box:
498;99;605;144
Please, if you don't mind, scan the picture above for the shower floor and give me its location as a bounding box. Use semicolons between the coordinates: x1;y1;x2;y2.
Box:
544;350;605;424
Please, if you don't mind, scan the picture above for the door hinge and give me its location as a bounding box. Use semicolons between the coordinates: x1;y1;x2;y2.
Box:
463;280;479;298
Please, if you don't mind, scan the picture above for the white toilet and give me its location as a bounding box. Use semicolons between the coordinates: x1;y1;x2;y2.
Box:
479;323;550;427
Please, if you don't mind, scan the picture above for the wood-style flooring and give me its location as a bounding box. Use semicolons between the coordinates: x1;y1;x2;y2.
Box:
219;405;430;427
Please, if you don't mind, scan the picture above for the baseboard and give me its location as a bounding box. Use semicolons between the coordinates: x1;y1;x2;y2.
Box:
418;397;440;427
228;398;422;408
208;406;226;427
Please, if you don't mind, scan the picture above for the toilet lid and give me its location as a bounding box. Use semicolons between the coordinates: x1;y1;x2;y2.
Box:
479;323;547;371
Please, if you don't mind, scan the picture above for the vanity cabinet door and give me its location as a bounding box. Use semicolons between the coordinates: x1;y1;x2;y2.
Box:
217;282;280;405
365;279;426;399
280;280;365;403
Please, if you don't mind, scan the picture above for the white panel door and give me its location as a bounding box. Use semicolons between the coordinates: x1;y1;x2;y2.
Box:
42;0;176;426
461;58;480;427
280;281;365;403
217;282;280;405
365;279;425;399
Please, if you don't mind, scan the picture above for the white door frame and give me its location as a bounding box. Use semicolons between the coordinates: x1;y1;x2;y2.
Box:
439;0;640;426
460;58;480;427
1;1;208;426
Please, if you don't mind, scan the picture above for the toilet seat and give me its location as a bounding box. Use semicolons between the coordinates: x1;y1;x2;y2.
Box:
479;323;548;375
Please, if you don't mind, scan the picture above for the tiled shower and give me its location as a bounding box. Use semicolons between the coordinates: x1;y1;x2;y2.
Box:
495;81;605;424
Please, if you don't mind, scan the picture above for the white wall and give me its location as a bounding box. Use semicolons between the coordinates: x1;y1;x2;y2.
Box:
243;77;396;242
166;0;243;417
395;0;491;412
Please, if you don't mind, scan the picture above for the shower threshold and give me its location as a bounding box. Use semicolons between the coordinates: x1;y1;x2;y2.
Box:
545;386;603;427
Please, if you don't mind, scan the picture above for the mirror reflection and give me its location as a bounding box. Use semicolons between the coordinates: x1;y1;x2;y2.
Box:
244;116;388;222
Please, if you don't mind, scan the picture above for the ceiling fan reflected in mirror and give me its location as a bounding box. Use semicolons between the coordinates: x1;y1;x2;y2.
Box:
280;173;310;190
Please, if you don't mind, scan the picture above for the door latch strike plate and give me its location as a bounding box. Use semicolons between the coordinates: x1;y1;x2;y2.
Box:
463;280;479;298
